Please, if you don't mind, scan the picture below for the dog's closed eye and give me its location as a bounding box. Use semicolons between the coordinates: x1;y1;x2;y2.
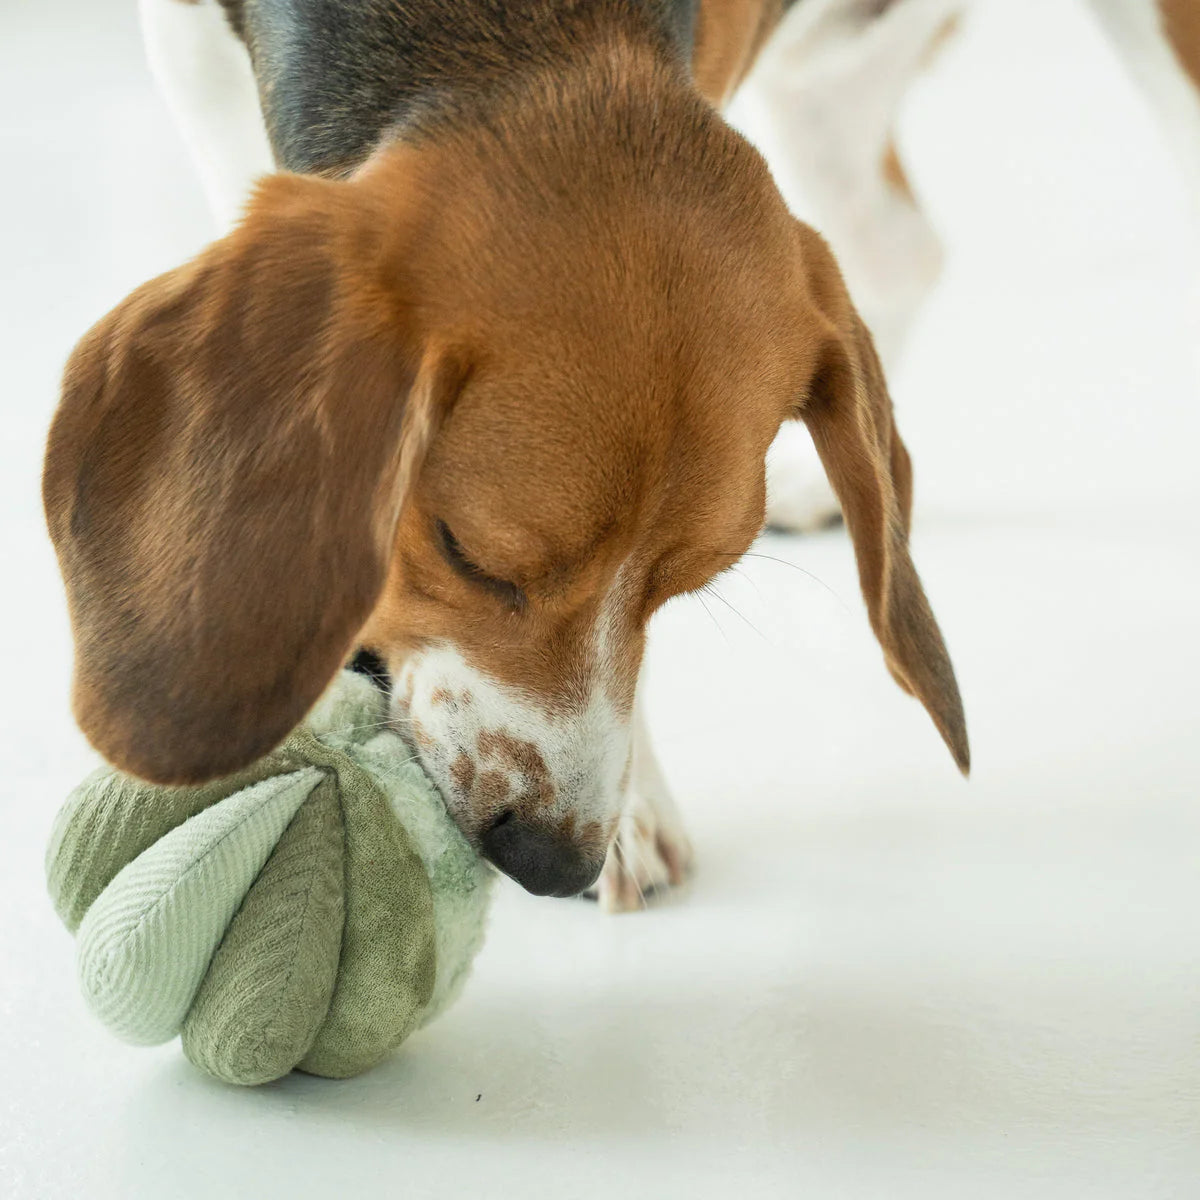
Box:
436;519;527;612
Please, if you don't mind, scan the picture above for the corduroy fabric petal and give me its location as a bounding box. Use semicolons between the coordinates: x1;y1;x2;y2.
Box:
46;749;299;933
76;768;323;1045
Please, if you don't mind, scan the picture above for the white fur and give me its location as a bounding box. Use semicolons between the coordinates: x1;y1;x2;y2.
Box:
394;643;631;837
1085;0;1200;210
139;0;274;231
591;692;694;913
733;0;960;368
730;0;962;533
389;565;693;909
739;0;1200;533
587;563;694;910
763;421;843;533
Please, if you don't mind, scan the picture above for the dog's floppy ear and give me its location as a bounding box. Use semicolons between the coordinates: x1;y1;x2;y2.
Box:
44;172;457;784
792;223;969;773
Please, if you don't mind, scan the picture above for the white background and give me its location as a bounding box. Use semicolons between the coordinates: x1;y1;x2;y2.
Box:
1;1;1198;1196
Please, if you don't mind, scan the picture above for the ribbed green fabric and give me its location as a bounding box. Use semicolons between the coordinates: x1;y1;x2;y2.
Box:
46;749;297;933
181;779;346;1084
75;769;323;1045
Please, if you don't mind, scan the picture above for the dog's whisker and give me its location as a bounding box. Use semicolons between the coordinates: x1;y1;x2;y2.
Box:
633;829;657;906
622;828;649;908
704;584;769;643
323;713;420;740
728;563;766;604
737;551;848;608
694;592;731;645
333;715;407;733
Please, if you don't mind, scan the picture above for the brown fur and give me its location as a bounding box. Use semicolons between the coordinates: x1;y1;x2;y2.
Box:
1161;0;1200;92
44;171;446;782
43;22;968;796
693;0;786;105
794;226;967;769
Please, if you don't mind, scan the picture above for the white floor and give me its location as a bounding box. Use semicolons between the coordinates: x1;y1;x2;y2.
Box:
2;1;1198;1197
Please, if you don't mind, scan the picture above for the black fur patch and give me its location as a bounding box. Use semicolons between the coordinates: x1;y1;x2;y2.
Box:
347;647;392;691
232;0;700;174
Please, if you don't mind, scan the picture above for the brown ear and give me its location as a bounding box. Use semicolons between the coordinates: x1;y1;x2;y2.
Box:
43;173;453;784
793;224;970;774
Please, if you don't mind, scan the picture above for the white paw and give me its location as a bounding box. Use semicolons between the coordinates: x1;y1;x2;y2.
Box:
590;786;694;914
765;423;843;533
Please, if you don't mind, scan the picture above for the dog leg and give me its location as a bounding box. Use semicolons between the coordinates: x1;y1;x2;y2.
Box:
1085;0;1200;210
139;0;275;231
732;0;962;532
590;696;693;914
763;422;845;533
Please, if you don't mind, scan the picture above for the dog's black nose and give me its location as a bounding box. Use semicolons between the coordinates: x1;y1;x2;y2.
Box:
480;813;602;897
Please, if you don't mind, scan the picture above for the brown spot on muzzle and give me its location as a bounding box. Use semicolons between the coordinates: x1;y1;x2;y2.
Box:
475;769;511;810
477;730;556;808
450;751;475;793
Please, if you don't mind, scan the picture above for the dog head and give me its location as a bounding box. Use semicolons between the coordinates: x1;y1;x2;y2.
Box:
44;71;967;896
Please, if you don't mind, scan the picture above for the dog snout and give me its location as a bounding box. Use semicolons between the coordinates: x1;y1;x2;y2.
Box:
480;811;604;897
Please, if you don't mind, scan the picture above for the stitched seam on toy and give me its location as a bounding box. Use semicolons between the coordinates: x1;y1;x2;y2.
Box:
93;768;327;974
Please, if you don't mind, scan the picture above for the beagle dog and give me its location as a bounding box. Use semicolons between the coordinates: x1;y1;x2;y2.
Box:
42;0;971;911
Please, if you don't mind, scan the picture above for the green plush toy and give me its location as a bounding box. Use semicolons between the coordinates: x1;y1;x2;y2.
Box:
45;669;492;1086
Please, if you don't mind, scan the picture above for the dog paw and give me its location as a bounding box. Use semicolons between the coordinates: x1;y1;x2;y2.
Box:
765;423;843;533
588;787;693;914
